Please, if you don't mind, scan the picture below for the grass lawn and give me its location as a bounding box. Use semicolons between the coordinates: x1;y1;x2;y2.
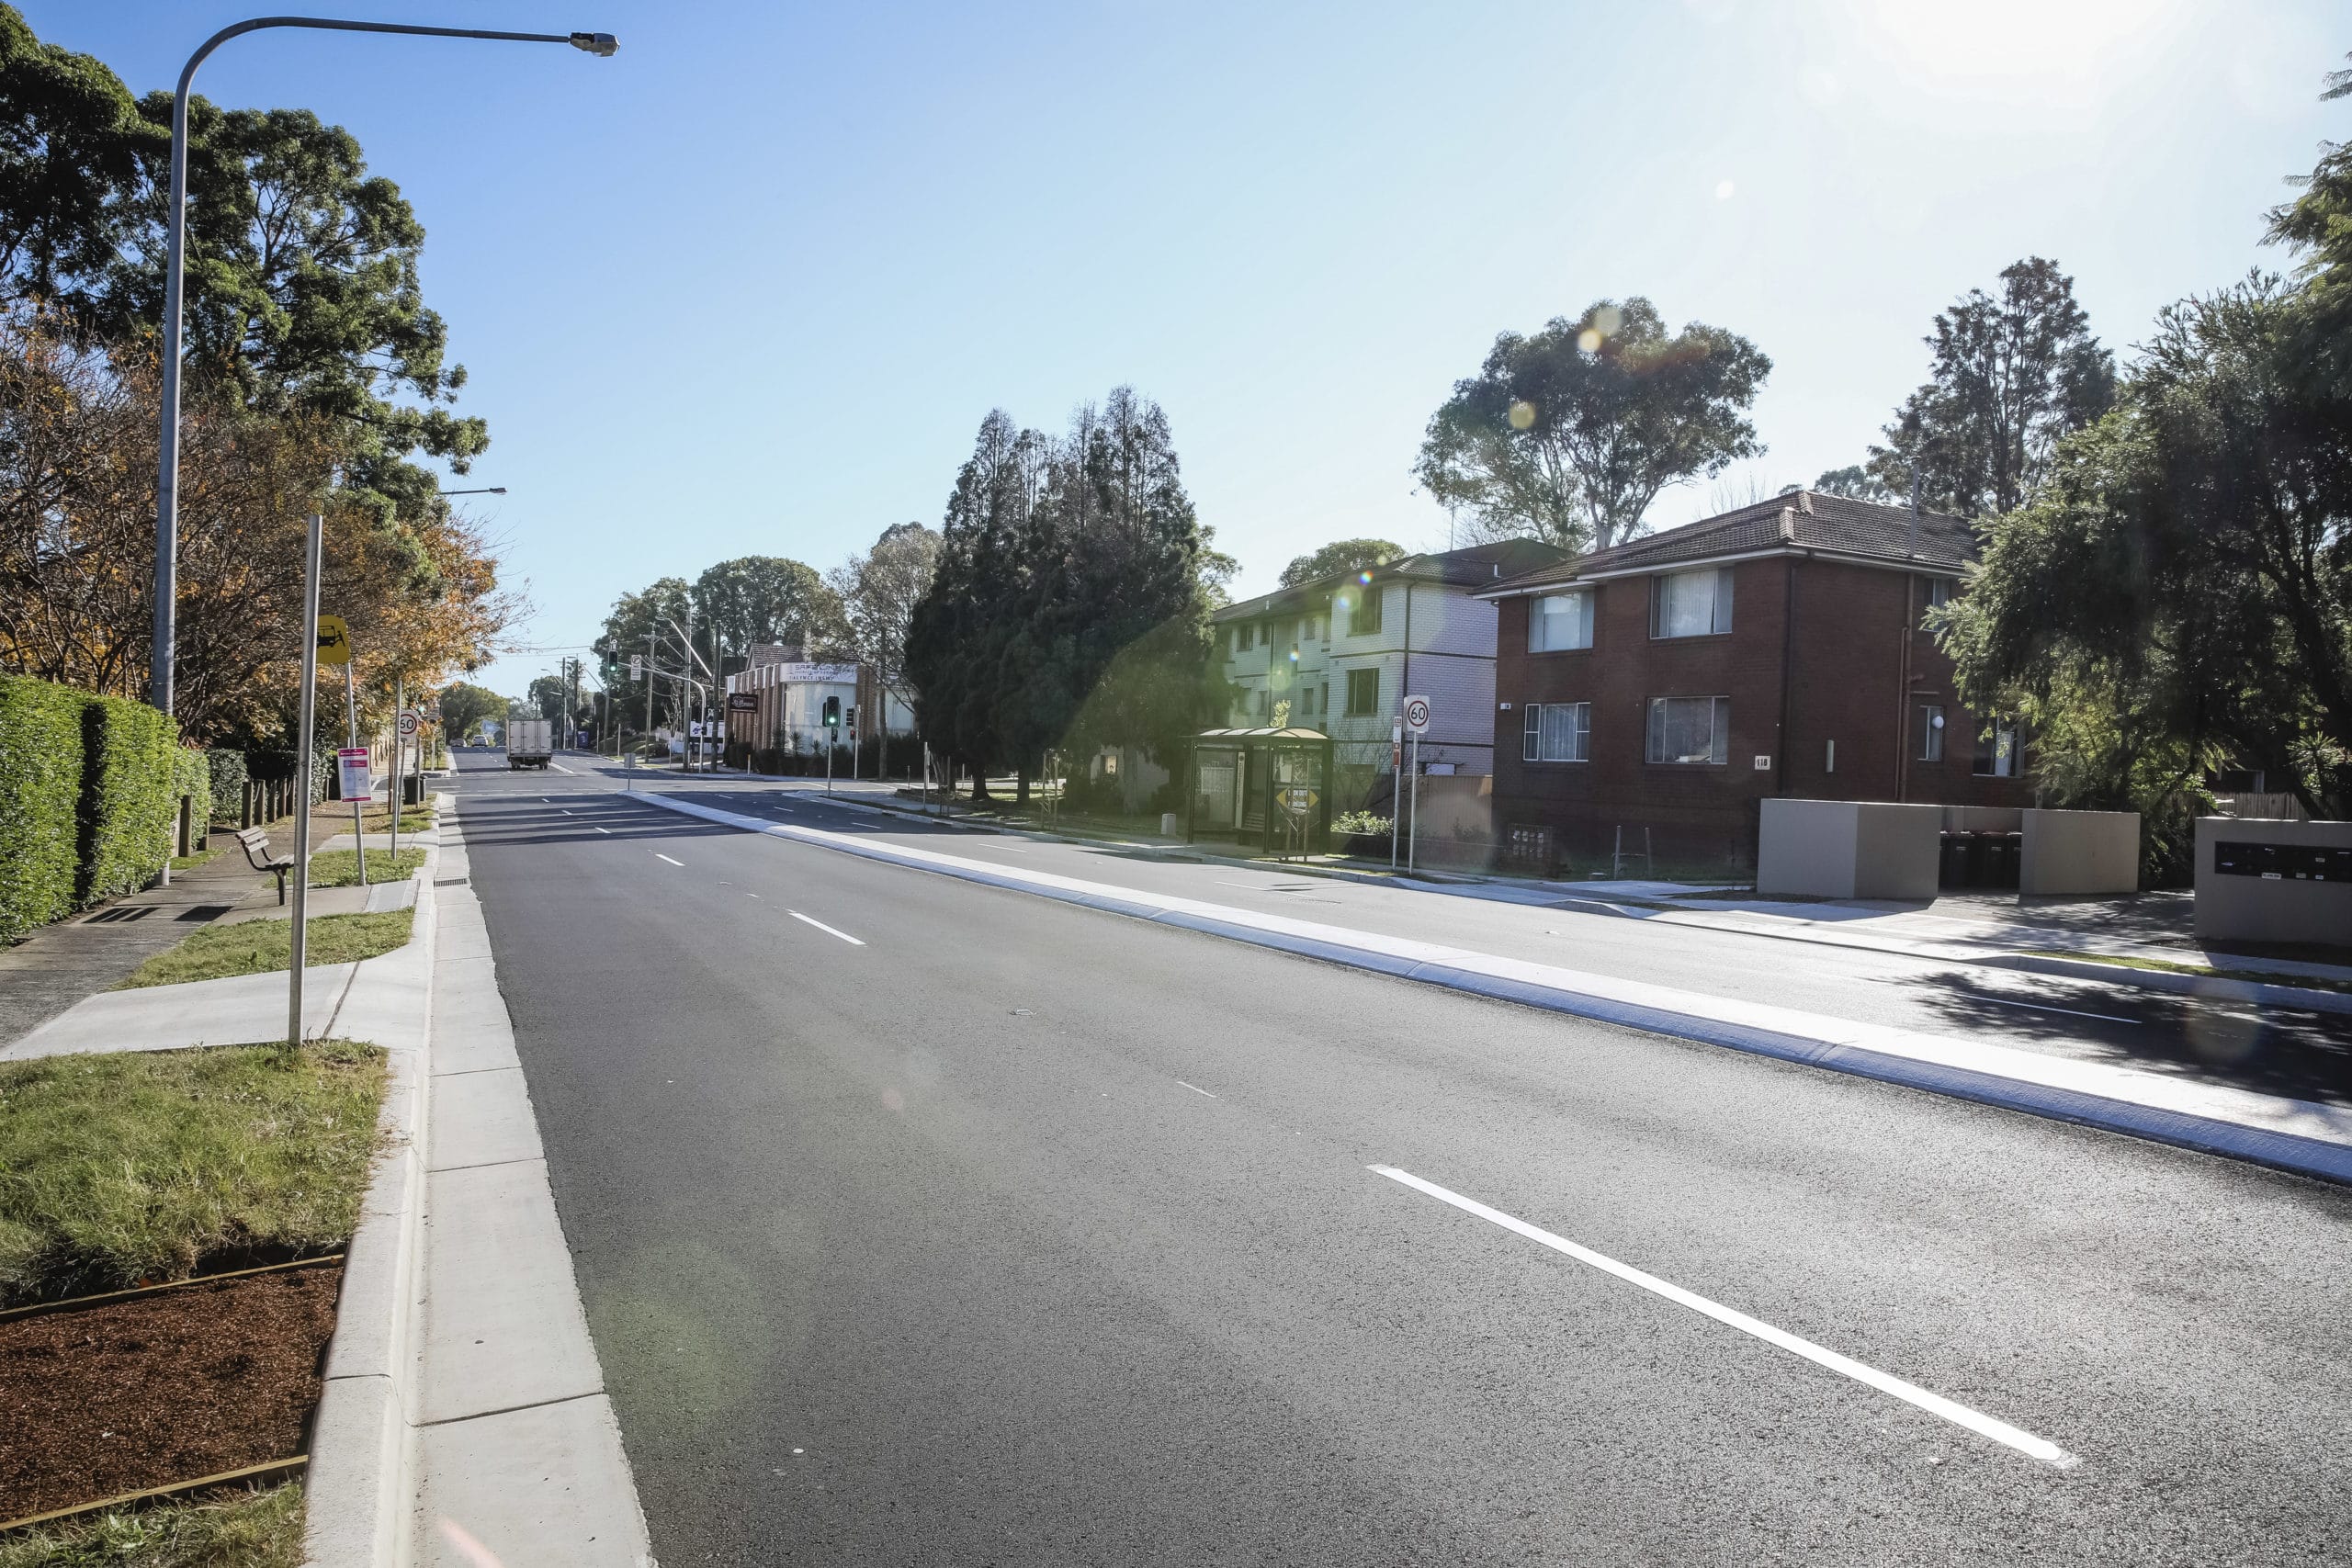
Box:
0;1482;303;1566
304;848;426;888
113;909;413;991
0;1043;386;1307
358;805;435;835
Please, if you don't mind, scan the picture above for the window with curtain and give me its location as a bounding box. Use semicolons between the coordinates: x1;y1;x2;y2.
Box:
1345;668;1380;716
1645;695;1730;764
1530;592;1593;652
1650;568;1733;638
1974;716;2020;777
1521;702;1590;761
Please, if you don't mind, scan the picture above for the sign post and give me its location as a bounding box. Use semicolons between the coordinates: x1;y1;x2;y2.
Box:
1390;720;1404;870
1403;695;1430;876
289;515;323;1050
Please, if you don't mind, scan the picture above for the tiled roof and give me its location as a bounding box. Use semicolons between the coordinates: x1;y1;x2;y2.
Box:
1215;536;1569;622
1481;491;1975;597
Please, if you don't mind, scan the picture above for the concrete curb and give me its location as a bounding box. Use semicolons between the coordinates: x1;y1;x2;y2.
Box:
1975;953;2352;1019
306;840;441;1568
731;784;2352;1015
637;788;2352;1190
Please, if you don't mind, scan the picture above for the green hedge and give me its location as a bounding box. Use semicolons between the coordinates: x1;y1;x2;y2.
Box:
204;747;246;823
173;746;210;850
0;675;88;941
77;692;178;904
0;675;196;940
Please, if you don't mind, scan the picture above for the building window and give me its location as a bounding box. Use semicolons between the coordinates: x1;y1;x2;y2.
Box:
1921;577;1953;626
1530;592;1593;652
1521;702;1591;762
1351;585;1385;636
1345;667;1380;716
1255;687;1271;717
1235;623;1253;653
1917;704;1945;761
1974;716;2020;778
1645;695;1730;764
1651;568;1734;638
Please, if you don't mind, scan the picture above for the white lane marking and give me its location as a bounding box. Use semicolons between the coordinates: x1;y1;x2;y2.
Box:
788;910;865;945
560;809;576;816
746;892;762;899
1973;995;2137;1025
548;761;576;774
1369;1165;2083;1471
1175;1080;1216;1098
541;797;553;803
653;852;684;867
1215;879;1268;889
594;826;612;835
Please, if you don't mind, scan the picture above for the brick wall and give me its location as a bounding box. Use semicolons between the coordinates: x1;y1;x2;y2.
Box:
1489;558;2033;872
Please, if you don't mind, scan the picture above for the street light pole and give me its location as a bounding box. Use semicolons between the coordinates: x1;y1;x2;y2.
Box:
149;17;616;716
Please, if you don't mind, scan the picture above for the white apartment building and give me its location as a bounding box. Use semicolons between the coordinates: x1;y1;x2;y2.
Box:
1210;539;1566;790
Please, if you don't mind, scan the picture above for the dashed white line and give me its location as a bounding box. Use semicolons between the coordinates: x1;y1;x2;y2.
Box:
788;910;865;945
1175;1080;1217;1098
593;826;612;835
653;852;684;867
1369;1165;2082;1471
745;892;762;899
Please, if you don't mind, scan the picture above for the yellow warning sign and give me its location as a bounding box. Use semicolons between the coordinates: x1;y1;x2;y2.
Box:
315;615;353;667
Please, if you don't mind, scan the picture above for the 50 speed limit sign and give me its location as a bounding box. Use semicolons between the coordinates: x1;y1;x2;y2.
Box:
1403;694;1431;734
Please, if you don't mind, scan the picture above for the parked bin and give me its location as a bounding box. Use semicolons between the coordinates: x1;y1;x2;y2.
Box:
1938;832;1970;889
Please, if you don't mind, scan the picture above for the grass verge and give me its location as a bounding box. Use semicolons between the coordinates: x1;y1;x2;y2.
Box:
357;806;434;835
113;908;413;991
2022;948;2352;996
0;1042;387;1307
304;848;425;889
0;1483;302;1567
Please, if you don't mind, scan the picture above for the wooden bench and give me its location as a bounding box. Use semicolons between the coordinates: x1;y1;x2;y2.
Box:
234;827;298;904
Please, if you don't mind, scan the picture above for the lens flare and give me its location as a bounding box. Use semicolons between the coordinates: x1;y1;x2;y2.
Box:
1592;305;1623;335
1577;329;1602;354
1509;399;1537;430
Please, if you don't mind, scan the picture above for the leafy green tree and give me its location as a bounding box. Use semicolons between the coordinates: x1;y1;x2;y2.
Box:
828;520;939;704
593;577;691;735
0;5;156;310
907;410;1042;795
690;556;844;676
1863;258;2115;516
1279;537;1403;587
527;673;569;727
1415;299;1771;552
1812;465;1893;502
433;679;503;744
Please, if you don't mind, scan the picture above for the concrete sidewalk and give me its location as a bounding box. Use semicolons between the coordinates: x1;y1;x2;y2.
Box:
0;808;651;1567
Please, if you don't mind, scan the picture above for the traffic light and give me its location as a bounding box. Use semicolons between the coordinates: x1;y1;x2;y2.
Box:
822;695;841;730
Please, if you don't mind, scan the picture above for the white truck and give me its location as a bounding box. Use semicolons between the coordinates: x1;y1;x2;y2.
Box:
504;717;553;770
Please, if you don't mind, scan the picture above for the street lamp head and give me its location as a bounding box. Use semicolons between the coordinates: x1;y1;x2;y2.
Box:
569;31;618;56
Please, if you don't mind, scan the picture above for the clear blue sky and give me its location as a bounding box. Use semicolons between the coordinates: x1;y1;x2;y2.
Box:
29;1;2346;702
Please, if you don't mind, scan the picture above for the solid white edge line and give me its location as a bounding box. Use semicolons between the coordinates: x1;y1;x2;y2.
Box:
1368;1165;2083;1471
653;852;684;866
788;910;865;945
1973;995;2137;1025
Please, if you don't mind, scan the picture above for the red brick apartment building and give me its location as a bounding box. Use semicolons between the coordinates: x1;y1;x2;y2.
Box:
1477;491;2033;874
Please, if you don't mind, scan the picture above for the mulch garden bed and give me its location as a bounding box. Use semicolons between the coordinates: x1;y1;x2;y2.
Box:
0;1261;342;1524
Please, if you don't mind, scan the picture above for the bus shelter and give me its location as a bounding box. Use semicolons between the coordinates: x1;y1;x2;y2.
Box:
1185;727;1334;857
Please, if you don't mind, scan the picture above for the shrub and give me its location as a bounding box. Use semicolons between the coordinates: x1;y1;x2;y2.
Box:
77;692;179;904
205;746;248;822
171;745;209;844
0;674;86;940
1334;810;1393;837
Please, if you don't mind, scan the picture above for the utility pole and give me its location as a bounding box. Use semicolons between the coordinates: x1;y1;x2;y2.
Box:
682;598;695;771
645;628;655;755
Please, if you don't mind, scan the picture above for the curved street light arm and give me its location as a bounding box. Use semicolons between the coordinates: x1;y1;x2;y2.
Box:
150;17;616;716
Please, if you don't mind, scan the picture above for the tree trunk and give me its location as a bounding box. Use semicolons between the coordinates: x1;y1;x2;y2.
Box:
967;758;990;801
1016;766;1031;804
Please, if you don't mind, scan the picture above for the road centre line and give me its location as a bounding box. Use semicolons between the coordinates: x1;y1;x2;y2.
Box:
1369;1165;2083;1471
1970;995;2138;1025
788;910;865;945
653;852;684;867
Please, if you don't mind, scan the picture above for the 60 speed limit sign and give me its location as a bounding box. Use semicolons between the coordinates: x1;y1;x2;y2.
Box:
1403;694;1431;734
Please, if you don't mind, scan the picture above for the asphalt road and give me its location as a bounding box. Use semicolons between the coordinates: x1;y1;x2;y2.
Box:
448;751;2352;1565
